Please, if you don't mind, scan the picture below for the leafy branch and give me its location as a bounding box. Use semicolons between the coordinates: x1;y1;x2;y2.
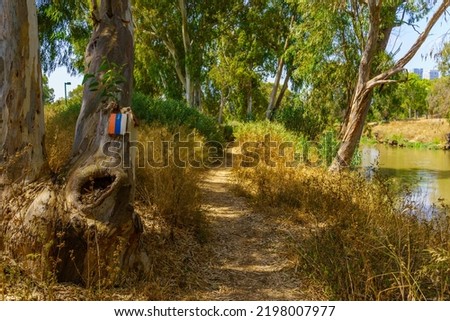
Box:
82;58;126;104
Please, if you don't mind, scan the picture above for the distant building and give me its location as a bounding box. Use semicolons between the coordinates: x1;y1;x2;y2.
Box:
412;68;423;79
429;69;440;80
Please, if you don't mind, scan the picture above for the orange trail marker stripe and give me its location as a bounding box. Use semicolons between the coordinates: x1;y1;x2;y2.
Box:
108;114;117;135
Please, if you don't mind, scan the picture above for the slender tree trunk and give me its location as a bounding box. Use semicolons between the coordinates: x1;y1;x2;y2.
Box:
330;86;372;170
330;0;381;171
246;84;253;120
266;16;294;120
268;69;292;120
218;89;225;124
193;82;201;110
179;0;194;107
330;0;449;171
155;29;187;91
266;59;285;120
339;15;393;139
339;91;373;138
185;72;192;106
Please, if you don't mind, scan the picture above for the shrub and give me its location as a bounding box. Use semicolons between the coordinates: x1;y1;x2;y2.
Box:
132;92;223;143
232;121;360;168
276;98;327;140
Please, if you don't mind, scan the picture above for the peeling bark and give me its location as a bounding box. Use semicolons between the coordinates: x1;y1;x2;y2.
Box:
60;0;142;283
0;0;46;196
1;0;144;285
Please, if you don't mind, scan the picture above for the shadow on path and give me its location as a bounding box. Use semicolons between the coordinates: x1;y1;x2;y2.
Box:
192;164;318;300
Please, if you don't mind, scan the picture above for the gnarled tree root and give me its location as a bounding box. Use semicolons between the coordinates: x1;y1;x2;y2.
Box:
1;171;144;286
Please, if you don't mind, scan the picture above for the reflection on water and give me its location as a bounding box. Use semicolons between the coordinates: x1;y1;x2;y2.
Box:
361;145;450;209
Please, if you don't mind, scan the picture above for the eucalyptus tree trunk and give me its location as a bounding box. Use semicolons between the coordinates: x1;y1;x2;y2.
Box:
246;89;253;120
266;16;294;121
267;68;291;121
273;70;291;113
266;58;285;120
330;0;450;171
179;0;193;107
218;89;228;124
1;0;143;285
61;0;142;284
0;0;47;249
0;0;46;199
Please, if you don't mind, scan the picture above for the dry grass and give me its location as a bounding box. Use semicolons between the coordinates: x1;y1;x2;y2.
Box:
135;125;208;240
2;113;211;300
233;122;450;300
10;109;450;301
371;118;450;145
44;101;80;173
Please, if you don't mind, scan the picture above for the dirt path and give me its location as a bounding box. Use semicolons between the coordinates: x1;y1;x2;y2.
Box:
194;166;317;300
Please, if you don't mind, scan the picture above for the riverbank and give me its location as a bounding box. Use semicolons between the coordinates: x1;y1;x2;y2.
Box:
232;122;450;300
367;118;450;149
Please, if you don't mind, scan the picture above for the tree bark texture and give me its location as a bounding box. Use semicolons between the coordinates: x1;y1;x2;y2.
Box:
1;0;144;285
0;0;46;198
0;0;47;253
62;0;142;284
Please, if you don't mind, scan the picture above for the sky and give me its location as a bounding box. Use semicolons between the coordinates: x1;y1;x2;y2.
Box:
47;6;450;100
48;67;83;100
390;6;450;75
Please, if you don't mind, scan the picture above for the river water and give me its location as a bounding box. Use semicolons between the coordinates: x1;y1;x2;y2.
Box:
361;144;450;209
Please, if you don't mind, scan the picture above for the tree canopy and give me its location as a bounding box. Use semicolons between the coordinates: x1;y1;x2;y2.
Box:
38;0;450;145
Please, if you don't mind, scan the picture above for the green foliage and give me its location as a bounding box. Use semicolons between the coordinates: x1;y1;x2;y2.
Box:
82;59;126;103
37;0;91;74
46;95;82;124
288;1;360;125
371;73;430;121
132;92;223;142
133;0;229;103
233;120;305;148
208;0;295;119
378;75;428;120
398;74;430;118
437;42;450;77
286;0;437;160
318;131;339;167
42;74;55;104
370;83;402;121
134;0;294;114
276;96;327;140
428;77;450;119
